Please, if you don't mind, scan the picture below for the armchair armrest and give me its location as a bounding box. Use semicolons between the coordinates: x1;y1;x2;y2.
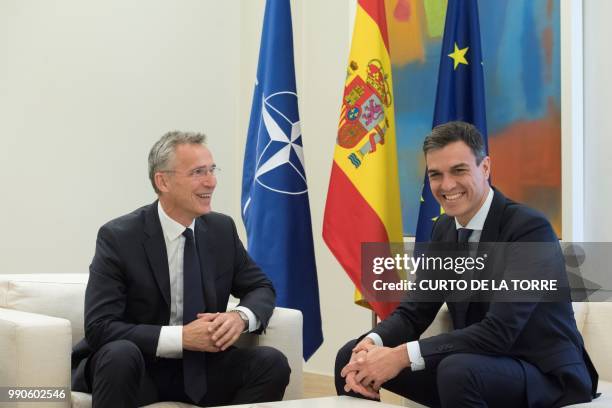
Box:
0;308;72;408
255;306;303;400
228;303;303;400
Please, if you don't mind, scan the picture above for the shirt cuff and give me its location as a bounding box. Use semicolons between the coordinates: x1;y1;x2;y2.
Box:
156;325;183;358
406;341;426;371
233;306;260;332
365;333;383;347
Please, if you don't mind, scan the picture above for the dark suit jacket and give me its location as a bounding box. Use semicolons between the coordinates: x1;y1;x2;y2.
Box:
371;188;598;407
72;201;275;389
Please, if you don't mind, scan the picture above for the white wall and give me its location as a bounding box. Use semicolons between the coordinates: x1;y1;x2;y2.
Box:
0;0;240;273
1;0;371;376
583;0;612;241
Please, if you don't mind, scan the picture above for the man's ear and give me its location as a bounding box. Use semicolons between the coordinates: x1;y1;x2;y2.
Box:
480;156;491;179
154;172;170;193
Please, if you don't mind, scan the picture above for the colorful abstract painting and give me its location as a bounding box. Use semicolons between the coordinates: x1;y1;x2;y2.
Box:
388;0;562;236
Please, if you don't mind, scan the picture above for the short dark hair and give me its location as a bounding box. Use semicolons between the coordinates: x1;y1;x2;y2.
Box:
423;121;486;165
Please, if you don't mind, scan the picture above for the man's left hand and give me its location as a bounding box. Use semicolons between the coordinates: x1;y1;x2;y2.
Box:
200;312;246;351
341;345;410;391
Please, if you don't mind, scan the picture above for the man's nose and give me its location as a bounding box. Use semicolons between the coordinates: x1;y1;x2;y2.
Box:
440;174;456;191
202;175;216;188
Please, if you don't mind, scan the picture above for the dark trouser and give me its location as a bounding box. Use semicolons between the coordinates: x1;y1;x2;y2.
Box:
85;339;290;408
335;339;528;408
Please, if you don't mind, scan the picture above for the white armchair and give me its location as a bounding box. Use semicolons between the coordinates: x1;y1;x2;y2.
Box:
0;273;303;408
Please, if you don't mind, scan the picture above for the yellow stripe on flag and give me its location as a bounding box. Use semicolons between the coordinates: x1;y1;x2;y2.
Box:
335;6;403;242
324;0;404;319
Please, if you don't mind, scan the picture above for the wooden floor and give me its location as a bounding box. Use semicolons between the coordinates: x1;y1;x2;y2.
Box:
304;372;403;406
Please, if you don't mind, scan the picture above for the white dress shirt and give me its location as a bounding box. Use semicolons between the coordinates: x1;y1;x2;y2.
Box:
155;202;259;358
367;187;494;371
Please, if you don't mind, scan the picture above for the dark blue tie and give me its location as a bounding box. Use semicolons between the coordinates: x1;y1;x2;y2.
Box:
182;228;207;403
457;228;483;324
457;228;473;243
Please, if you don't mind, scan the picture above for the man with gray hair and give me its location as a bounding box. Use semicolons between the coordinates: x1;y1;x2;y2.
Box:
71;131;290;407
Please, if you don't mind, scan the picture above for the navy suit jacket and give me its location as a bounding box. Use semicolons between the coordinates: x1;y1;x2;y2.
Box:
72;201;275;389
371;188;598;407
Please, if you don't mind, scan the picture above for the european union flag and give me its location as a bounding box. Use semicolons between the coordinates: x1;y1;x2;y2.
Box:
415;0;488;242
241;0;323;360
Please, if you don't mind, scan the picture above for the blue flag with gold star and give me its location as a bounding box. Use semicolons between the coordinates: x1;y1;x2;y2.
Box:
415;0;488;241
241;0;323;360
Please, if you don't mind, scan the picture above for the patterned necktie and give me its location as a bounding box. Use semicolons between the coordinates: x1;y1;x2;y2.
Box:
182;228;207;403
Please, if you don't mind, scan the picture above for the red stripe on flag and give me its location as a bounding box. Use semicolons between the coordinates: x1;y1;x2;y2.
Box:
358;0;390;54
323;162;398;319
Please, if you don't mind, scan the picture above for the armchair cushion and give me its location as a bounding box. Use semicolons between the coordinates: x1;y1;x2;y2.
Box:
0;308;72;408
0;274;87;346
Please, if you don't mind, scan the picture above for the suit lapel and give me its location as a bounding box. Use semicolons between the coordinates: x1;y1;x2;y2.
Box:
195;216;217;312
467;188;507;322
143;201;171;308
477;188;506;285
479;187;505;243
432;216;458;243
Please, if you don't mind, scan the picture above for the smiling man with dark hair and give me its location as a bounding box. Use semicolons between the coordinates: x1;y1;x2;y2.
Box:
335;121;598;407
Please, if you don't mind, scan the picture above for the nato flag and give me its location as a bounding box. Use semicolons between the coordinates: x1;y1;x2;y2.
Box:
415;0;488;242
241;0;323;360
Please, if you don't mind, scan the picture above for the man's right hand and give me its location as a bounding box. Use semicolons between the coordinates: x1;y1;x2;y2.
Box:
182;313;220;352
342;338;380;399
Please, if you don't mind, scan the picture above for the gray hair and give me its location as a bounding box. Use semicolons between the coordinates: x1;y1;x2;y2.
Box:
423;121;486;165
148;131;207;194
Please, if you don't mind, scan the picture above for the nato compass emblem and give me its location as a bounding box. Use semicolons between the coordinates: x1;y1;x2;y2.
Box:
253;91;307;195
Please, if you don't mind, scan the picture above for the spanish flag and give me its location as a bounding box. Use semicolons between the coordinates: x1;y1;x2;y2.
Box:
323;0;403;320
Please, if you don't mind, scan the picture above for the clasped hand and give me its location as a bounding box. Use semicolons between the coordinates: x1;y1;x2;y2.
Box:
183;312;246;352
340;339;410;399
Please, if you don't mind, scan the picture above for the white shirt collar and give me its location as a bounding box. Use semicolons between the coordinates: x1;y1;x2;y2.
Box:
157;201;195;241
455;187;494;231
